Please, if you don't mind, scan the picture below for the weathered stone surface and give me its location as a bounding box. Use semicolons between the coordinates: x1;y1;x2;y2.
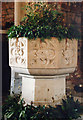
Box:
9;37;28;68
9;37;78;105
9;37;77;72
20;74;67;106
28;38;77;69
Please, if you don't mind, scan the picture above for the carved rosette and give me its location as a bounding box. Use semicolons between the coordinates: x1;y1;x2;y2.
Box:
9;37;77;69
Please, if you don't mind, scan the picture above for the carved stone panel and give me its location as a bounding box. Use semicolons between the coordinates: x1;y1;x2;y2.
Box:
9;37;28;68
28;38;77;68
9;37;77;69
58;39;78;68
28;38;58;68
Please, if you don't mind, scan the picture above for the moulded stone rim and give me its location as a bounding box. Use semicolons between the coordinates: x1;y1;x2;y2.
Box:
19;73;69;79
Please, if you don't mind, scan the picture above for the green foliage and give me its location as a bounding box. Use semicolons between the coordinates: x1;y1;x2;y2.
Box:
2;94;27;120
2;95;83;120
7;2;81;41
54;96;83;120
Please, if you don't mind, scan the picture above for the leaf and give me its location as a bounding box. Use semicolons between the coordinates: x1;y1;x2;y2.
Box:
5;111;14;118
21;17;27;22
7;3;80;41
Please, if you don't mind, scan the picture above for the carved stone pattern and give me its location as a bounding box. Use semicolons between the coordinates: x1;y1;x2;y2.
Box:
9;38;27;67
61;41;74;65
28;38;77;68
28;39;57;68
9;37;77;69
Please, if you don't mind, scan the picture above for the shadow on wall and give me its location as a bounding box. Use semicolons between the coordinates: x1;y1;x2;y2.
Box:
2;34;11;96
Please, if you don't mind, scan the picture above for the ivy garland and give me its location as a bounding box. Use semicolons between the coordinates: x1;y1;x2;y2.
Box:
7;2;81;41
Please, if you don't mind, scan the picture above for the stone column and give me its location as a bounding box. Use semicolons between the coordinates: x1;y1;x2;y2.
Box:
14;1;21;26
14;1;26;26
10;67;15;95
10;67;22;95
